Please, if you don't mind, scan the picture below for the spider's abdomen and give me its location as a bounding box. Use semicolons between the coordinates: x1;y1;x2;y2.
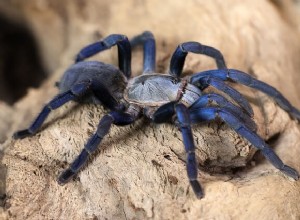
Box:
58;61;127;103
124;74;201;107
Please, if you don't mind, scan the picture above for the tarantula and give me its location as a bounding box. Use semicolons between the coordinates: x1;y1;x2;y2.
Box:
14;31;300;199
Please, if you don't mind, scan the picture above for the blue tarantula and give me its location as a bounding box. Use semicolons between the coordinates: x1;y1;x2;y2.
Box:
14;31;300;198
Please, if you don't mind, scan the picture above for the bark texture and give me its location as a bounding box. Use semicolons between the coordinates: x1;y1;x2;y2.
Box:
1;0;300;219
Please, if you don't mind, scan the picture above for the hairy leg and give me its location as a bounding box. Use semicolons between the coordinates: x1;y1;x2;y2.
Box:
75;34;132;78
152;102;204;198
190;93;257;131
190;69;300;120
193;76;254;116
189;106;299;180
58;111;138;184
131;31;156;73
170;42;226;78
13;81;92;139
176;104;204;198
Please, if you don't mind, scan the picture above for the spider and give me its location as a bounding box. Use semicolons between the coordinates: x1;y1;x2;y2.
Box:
14;31;300;199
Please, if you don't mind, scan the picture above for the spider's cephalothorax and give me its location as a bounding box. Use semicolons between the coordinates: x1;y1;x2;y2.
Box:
125;74;202;109
14;31;300;199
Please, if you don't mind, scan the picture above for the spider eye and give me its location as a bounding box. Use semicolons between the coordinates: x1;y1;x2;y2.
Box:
171;78;179;84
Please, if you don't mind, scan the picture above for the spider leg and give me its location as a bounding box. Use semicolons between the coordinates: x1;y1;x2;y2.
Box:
190;93;257;131
190;69;300;120
169;42;227;78
57;111;137;184
152;101;176;123
153;94;256;131
131;31;156;73
13;80;121;139
13;81;92;139
176;104;204;198
75;34;131;78
193;76;254;117
152;103;204;198
189;107;299;180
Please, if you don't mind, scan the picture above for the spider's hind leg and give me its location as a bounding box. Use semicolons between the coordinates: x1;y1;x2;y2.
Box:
130;31;156;73
75;34;132;78
13;78;122;139
13;81;92;139
58;111;137;184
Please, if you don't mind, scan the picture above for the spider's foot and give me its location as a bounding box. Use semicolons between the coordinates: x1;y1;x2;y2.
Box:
13;129;33;139
280;165;299;180
190;180;204;199
57;168;76;185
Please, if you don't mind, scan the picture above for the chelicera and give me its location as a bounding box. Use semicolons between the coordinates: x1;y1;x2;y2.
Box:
14;31;300;198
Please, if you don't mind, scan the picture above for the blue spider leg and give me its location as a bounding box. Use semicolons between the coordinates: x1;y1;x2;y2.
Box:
190;93;257;131
131;31;156;73
153;95;256;131
13;79;122;139
193;76;254;117
13;81;92;139
189;107;299;180
152;101;176;123
57;111;137;184
169;42;227;78
75;34;132;78
175;103;204;198
190;69;300;120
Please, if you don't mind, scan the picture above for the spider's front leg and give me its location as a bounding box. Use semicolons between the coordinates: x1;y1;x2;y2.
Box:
189;93;257;131
58;110;139;184
192;76;254;117
190;69;300;120
189;106;299;180
153;93;256;132
153;103;204;199
169;42;227;78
